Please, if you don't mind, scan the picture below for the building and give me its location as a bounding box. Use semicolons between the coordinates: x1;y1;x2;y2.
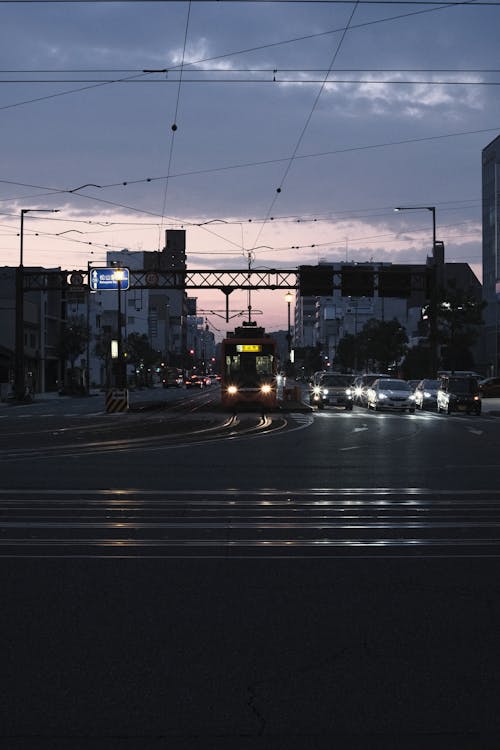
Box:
294;260;482;373
482;134;500;375
0;266;64;397
87;230;188;386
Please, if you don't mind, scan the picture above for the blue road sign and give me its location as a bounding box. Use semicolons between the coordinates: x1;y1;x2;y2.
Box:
89;267;130;291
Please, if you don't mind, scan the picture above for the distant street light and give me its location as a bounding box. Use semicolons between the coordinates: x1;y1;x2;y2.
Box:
394;205;441;377
15;208;59;400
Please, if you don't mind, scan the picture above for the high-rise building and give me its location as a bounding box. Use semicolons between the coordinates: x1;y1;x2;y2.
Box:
482;135;500;375
88;230;188;386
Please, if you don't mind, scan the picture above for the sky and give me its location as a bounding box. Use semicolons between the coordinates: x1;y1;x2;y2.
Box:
1;0;499;338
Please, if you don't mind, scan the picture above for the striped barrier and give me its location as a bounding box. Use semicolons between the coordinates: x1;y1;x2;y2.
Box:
105;388;129;413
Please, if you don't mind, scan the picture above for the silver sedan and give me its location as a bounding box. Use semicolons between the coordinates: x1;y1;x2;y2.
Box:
367;378;416;413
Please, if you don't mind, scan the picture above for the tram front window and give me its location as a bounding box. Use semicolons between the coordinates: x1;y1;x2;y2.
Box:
225;354;274;385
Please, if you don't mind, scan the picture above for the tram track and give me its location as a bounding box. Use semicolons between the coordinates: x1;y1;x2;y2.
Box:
0;412;287;461
1;488;499;558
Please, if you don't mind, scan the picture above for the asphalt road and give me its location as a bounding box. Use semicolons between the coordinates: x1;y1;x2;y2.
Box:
1;388;500;749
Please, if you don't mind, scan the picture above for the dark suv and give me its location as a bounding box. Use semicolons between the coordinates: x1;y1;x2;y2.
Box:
436;375;481;415
310;373;353;410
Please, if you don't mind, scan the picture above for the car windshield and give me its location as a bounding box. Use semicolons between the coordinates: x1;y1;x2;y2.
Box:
320;375;352;387
448;378;478;394
378;379;411;391
422;380;440;388
363;375;381;386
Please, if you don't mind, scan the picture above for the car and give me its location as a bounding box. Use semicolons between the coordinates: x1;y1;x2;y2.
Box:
352;373;387;407
479;377;500;398
366;378;416;413
309;372;353;410
413;378;440;410
436;375;481;415
185;374;205;388
162;367;183;388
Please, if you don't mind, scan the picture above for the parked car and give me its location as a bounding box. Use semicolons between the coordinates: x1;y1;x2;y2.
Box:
366;378;416;413
352;373;387;407
478;377;500;398
413;378;440;410
436;375;481;415
309;373;353;410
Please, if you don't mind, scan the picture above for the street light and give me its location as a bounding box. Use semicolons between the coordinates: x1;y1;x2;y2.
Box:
112;267;126;388
15;208;59;400
285;291;293;356
394;205;440;377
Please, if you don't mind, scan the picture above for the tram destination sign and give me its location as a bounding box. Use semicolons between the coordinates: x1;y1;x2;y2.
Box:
89;267;130;291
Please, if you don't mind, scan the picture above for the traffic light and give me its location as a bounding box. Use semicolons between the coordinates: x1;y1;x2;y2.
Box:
377;266;412;298
299;266;334;296
341;266;374;297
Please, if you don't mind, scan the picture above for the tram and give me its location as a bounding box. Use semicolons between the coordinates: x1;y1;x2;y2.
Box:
220;322;278;410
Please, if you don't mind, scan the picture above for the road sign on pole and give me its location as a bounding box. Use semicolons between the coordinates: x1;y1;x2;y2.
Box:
89;267;130;291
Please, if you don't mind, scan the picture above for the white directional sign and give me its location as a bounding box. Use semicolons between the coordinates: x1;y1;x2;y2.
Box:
89;267;130;291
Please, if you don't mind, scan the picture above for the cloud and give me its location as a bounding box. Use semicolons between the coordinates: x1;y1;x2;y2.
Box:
170;38;235;72
338;74;484;119
278;72;485;120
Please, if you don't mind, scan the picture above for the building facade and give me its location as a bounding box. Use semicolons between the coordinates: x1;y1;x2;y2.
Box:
482;134;500;375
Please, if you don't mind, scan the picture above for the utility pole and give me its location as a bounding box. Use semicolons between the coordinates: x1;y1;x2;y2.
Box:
15;208;59;400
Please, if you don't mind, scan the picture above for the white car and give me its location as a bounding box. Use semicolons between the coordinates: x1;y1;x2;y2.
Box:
367;378;416;413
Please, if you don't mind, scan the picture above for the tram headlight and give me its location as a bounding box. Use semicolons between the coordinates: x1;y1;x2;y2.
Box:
227;385;238;395
261;384;272;394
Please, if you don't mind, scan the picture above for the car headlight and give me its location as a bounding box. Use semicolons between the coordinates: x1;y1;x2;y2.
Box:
261;384;272;394
409;394;416;401
378;392;387;400
322;388;329;395
227;385;238;395
423;391;431;398
345;388;352;396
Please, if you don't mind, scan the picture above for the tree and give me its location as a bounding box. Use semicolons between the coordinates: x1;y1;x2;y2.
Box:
124;333;161;387
335;334;358;372
401;344;432;380
359;318;408;372
436;291;485;372
57;315;89;392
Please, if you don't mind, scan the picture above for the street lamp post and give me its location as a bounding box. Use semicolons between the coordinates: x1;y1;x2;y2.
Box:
15;208;59;400
113;268;125;388
394;205;441;377
285;292;293;356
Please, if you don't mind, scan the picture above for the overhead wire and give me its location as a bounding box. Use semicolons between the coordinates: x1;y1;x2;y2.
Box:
251;0;359;250
158;0;192;249
0;0;483;111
